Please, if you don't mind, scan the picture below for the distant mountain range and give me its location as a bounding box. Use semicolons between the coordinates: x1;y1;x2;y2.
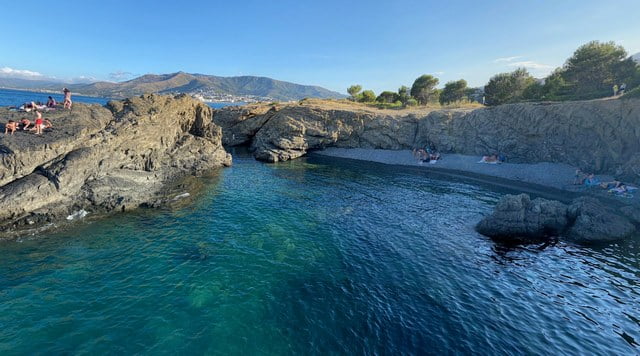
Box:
0;72;346;101
633;52;640;63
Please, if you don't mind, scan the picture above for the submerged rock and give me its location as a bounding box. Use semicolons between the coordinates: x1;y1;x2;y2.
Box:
0;94;231;236
477;194;637;244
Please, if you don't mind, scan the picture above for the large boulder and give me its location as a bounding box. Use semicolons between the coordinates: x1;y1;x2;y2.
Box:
566;197;637;243
476;194;568;242
476;194;638;244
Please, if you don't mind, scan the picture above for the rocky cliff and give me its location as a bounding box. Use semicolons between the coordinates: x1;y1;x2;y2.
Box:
0;94;231;236
213;98;640;182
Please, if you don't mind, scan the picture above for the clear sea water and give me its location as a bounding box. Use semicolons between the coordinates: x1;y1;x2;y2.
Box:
0;151;638;354
0;88;241;109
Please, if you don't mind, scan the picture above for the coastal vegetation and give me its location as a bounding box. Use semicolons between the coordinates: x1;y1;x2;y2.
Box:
348;40;640;108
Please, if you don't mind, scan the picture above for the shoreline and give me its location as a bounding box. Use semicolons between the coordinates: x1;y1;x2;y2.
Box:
312;148;639;206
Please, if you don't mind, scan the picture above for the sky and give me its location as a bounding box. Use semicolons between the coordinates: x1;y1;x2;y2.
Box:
1;0;639;94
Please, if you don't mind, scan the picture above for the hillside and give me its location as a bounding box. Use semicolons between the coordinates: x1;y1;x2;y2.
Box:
67;72;345;101
0;77;63;91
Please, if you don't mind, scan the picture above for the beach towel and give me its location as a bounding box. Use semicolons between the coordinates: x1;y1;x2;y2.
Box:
608;187;634;198
584;178;601;186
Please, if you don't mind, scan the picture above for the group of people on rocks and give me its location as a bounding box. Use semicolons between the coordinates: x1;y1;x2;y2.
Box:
3;88;71;136
4;112;53;135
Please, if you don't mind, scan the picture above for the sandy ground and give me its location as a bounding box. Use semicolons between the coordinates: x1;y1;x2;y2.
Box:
314;148;639;205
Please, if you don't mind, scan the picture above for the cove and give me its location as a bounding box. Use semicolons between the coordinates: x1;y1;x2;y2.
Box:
0;152;638;354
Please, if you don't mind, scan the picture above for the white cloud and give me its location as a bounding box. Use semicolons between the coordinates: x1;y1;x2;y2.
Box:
507;61;553;70
433;71;445;76
0;66;44;79
493;56;522;63
69;76;98;84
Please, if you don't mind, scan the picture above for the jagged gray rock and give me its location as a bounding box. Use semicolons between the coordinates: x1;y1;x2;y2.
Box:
0;94;231;236
476;194;637;244
476;194;569;242
567;197;636;243
214;98;640;182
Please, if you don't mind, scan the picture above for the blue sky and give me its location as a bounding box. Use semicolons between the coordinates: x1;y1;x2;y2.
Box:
1;0;639;93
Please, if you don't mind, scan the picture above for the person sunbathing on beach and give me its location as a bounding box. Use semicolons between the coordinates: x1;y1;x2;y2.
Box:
20;118;31;130
414;148;428;164
600;180;623;189
4;120;17;135
611;184;628;194
20;102;34;112
63;88;72;109
479;154;499;163
584;174;600;186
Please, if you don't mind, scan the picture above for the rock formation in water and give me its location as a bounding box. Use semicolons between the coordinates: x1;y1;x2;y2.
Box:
0;94;231;235
213;98;640;183
476;194;637;243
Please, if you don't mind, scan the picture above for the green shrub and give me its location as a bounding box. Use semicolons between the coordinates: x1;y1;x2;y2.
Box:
622;87;640;99
360;90;376;103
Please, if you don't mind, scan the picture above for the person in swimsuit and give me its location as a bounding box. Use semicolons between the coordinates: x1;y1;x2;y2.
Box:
63;88;72;109
20;118;31;130
32;111;44;135
46;96;57;108
4;120;17;135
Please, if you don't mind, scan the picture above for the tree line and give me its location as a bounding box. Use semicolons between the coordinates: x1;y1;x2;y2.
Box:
347;40;640;107
347;76;474;106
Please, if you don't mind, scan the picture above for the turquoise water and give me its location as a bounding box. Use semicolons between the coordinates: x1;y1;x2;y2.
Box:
0;154;639;354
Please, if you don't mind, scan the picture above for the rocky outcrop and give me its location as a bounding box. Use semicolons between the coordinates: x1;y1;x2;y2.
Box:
477;194;637;244
476;194;568;243
213;98;640;183
0;94;231;236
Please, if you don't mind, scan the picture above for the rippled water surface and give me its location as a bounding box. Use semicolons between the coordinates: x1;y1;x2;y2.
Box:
0;88;240;109
0;154;638;354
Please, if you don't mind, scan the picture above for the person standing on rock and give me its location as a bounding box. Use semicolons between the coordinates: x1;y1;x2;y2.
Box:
63;88;72;109
32;111;44;135
613;84;618;96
